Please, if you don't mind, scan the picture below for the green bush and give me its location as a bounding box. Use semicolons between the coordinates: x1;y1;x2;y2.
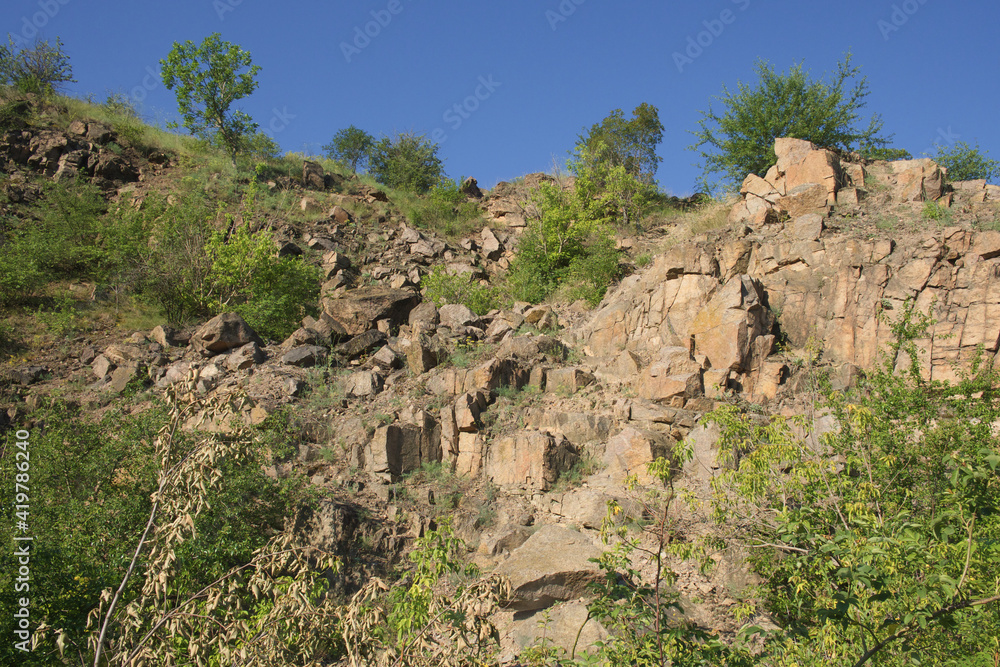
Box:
0;37;75;95
402;179;483;238
690;53;892;193
506;183;621;305
203;223;321;341
707;300;1000;666
933;140;1000;182
367;132;445;193
422;265;508;316
323;125;374;173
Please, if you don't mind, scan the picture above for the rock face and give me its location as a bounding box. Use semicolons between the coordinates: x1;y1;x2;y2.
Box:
485;430;579;491
728;137;949;226
581;159;1000;386
494;525;603;611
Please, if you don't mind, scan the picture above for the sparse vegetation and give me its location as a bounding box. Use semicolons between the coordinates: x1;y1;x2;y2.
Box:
933;140;1000;182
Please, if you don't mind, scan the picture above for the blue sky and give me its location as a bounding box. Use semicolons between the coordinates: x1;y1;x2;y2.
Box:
4;0;999;195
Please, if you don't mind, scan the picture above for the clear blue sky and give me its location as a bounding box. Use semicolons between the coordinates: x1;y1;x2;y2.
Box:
4;0;999;194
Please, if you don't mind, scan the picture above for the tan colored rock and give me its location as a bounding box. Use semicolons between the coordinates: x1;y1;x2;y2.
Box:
687;275;773;372
191;313;263;356
545;367;595;394
777;183;830;217
494;525;603;611
486;429;578;490
455;431;483;477
603;426;673;484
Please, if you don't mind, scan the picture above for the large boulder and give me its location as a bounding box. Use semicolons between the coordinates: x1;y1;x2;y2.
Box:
485;430;578;491
687;275;774;372
494;525;603;611
321;287;420;335
191;313;264;356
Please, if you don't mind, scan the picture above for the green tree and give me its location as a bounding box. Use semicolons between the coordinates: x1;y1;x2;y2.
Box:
574;103;664;185
323;125;374;173
933;140;1000;182
160;33;261;166
0;37;75;94
571;104;663;228
506;182;620;306
367;131;445;193
690;53;892;193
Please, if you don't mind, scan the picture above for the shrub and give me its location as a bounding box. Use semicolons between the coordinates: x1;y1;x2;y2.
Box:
322;125;374;173
403;179;483;238
422;266;507;316
0;37;75;94
203;223;321;341
506;182;621;305
690;52;892;193
707;300;1000;666
933;140;1000;182
367;132;445;193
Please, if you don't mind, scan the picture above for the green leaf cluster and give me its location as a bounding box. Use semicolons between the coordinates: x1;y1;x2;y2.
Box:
323;125;375;173
933;140;1000;182
690;53;892;193
367;131;445;193
0;36;75;95
708;300;1000;666
160;33;262;166
506;182;620;306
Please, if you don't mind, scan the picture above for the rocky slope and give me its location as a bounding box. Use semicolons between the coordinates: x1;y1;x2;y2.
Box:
4;116;1000;659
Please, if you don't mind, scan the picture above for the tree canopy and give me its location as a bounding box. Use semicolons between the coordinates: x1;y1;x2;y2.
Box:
160;33;261;166
690;53;892;193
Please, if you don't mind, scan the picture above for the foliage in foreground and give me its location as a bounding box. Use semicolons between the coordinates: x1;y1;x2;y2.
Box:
690;53;893;193
708;301;1000;666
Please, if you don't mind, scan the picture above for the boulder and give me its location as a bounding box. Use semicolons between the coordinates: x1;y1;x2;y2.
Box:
602;426;674;484
495;525;603;611
344;370;383;398
191;313;263;356
321;287;420;335
226;342;265;371
511;602;608;656
439;303;479;329
687;275;773;372
545;367;595;395
281;345;327;367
